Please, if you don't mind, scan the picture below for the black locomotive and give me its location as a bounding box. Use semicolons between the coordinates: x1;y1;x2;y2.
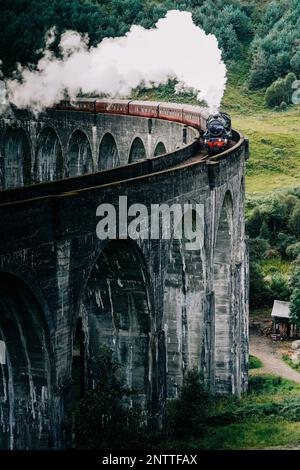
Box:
204;112;232;154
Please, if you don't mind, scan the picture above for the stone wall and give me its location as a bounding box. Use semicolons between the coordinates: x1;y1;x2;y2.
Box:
0;108;197;189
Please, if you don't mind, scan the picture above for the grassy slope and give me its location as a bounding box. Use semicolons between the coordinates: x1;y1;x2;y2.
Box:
161;375;300;450
135;57;300;196
222;60;300;194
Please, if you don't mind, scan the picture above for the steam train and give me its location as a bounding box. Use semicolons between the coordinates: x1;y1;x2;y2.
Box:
52;99;232;154
203;112;232;154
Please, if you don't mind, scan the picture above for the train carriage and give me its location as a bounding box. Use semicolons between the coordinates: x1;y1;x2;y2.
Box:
158;102;184;123
128;101;160;119
53;98;96;112
95;99;130;115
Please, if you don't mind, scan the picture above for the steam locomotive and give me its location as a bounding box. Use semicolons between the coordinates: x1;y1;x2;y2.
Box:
203;112;232;154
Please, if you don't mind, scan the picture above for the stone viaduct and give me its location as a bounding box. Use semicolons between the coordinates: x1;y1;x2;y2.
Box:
0;105;249;449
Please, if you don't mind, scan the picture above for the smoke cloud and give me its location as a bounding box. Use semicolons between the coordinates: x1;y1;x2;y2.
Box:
3;10;227;113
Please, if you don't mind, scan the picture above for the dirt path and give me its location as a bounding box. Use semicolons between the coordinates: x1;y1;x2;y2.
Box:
249;327;300;384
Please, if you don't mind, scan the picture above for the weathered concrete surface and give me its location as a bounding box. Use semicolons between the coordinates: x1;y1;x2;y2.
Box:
0;108;196;189
0;108;249;449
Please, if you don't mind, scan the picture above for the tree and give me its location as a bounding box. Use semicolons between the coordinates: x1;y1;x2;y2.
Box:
249;262;271;309
289;203;300;238
290;288;300;328
66;346;145;449
291;51;300;76
246;207;265;238
285;72;297;101
269;273;291;301
259;220;271;241
249;238;269;262
265;78;287;108
166;369;211;438
290;266;300;327
286;242;300;260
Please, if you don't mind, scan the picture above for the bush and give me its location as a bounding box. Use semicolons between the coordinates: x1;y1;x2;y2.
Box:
286;242;300;260
248;375;283;394
269;273;291;301
276;232;297;257
290;288;300;328
65;346;146;449
259;220;271;241
249;238;269;262
249;355;263;369
246;207;265;238
265;72;298;108
279;101;287;110
265;78;287;107
249;262;272;309
166;369;211;438
289;266;300;327
288;203;300;238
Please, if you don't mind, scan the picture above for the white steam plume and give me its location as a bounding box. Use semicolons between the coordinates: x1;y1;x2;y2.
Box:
4;10;227;113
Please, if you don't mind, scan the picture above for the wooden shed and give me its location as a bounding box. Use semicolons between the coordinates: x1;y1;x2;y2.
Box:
271;300;299;339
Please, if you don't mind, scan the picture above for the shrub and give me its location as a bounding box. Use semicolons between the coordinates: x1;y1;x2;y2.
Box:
279;101;287;110
276;232;297;257
289;266;300;327
248;375;283;394
269;273;291;301
166;369;211;438
265;78;287;107
246;207;265;238
249;355;263;369
290;288;300;328
286;242;300;260
249;262;272;308
288;203;300;238
249;238;269;262
259;220;271;241
65;346;146;449
265;72;298;108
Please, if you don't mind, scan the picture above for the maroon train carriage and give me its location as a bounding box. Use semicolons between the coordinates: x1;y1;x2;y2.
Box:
53;98;96;112
128;100;160;119
182;104;206;130
95;99;129;115
158;102;184;123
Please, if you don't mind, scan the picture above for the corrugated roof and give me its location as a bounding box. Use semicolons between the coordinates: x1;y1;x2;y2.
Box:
271;300;290;319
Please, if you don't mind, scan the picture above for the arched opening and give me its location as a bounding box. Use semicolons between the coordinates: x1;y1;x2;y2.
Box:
154;142;166;157
67;130;93;177
163;209;206;398
3;128;31;188
98;133;120;170
128;137;146;163
35;127;63;183
0;273;53;449
79;241;152;408
213;192;234;394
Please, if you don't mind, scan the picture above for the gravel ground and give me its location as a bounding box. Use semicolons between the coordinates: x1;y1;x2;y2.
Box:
249;326;300;384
